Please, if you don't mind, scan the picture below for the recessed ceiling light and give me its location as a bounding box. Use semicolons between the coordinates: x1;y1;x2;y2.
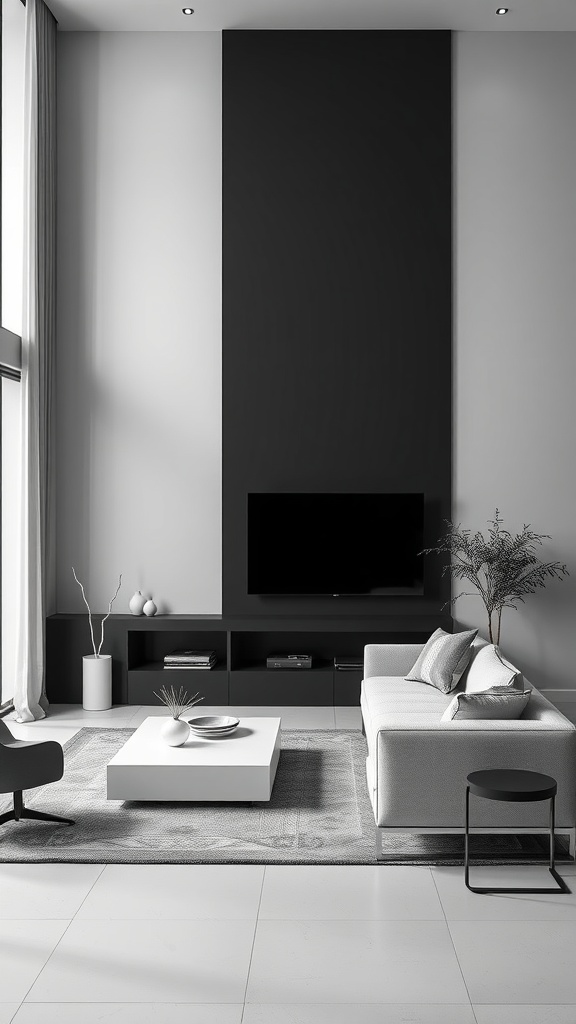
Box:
182;7;194;14
496;7;509;13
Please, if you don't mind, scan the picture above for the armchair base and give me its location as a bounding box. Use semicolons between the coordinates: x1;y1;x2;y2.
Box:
0;790;74;828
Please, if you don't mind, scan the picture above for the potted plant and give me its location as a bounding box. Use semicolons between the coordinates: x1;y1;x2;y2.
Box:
424;509;568;645
153;685;204;746
72;568;122;710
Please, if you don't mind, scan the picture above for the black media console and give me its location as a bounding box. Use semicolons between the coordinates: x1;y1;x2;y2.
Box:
46;613;452;707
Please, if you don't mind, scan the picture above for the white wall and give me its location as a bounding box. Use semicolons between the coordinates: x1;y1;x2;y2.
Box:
454;32;576;697
56;32;222;613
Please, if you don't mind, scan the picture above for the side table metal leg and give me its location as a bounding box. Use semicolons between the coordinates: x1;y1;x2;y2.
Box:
549;794;570;892
550;794;555;872
464;786;471;890
464;788;570;895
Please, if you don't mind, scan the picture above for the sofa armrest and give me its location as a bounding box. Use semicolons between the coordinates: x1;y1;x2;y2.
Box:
369;719;576;828
364;643;423;679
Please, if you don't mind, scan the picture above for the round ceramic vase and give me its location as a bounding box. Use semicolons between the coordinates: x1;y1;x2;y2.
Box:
161;717;190;746
82;654;112;711
143;599;157;617
129;590;146;616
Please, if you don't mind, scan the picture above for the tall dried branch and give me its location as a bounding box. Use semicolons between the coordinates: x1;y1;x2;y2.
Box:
98;574;123;656
71;567;123;659
72;566;97;657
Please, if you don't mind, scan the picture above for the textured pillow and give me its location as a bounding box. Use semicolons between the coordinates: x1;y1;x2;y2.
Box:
405;627;478;694
465;644;524;693
441;688;531;721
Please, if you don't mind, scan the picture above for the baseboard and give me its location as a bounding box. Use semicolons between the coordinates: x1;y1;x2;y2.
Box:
540;689;576;704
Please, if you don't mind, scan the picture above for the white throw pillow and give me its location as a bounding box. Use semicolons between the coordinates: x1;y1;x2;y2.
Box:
464;644;524;693
441;688;531;721
405;627;478;694
457;635;490;689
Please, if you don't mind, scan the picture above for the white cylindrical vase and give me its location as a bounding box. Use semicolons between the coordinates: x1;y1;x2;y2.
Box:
82;654;112;711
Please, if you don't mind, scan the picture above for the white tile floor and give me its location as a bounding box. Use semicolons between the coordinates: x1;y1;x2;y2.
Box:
0;704;575;1023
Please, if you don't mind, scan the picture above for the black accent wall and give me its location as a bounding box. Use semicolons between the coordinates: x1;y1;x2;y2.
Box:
223;30;452;618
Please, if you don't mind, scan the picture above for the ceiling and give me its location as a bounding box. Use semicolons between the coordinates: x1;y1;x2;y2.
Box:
48;0;576;33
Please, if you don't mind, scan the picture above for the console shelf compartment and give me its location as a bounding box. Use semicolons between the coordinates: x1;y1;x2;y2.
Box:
46;613;451;706
229;669;334;707
128;669;229;707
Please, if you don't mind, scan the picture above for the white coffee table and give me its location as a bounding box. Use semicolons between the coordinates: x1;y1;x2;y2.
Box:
106;716;281;802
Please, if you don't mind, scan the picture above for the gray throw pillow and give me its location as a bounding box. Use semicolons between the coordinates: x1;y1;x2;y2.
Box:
465;644;524;693
441;688;531;721
405;627;478;694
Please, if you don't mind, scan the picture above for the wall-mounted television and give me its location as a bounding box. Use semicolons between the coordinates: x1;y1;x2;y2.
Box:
247;492;424;596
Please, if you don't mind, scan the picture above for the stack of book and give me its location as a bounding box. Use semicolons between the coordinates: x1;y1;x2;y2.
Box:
333;656;363;671
163;649;217;670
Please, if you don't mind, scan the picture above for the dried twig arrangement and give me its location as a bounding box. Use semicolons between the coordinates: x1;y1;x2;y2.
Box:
153;685;204;720
72;567;123;657
423;509;568;645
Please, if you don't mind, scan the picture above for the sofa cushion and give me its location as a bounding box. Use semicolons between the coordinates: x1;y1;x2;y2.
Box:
465;644;524;693
441;688;531;721
405;627;478;694
457;635;490;688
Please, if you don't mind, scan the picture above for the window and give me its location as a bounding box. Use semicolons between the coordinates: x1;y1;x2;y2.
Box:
1;0;26;707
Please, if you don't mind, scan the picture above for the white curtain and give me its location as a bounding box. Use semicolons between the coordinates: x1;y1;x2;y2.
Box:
14;0;57;722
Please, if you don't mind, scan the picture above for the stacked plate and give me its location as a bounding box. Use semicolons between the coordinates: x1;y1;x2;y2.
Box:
188;715;240;737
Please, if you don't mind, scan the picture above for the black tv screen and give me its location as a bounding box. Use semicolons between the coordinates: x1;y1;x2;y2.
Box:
247;493;424;596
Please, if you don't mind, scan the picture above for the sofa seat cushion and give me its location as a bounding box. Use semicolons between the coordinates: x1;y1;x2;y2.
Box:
362;675;572;731
361;676;454;737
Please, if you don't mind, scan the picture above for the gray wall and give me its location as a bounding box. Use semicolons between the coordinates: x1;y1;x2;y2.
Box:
454;32;576;700
56;32;222;614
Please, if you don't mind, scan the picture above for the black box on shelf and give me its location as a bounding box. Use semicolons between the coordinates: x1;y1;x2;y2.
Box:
334;657;364;671
266;654;313;670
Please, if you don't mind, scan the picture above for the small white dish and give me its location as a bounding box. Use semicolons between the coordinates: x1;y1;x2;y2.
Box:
188;715;240;736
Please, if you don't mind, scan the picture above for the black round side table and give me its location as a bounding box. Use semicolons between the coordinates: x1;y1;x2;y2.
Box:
465;768;570;894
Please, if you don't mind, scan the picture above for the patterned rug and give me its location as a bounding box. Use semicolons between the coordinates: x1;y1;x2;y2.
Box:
0;728;568;864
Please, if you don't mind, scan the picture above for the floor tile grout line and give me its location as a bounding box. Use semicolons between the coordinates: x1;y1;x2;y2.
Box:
71;863;108;920
240;865;267;1022
7;1001;21;1024
430;867;479;1024
17;916;75;1006
16;862;107;1007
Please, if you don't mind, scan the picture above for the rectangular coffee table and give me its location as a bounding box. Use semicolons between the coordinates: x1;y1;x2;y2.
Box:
106;716;281;802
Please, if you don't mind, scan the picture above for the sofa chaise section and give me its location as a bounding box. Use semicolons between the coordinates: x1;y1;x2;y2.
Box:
361;643;576;858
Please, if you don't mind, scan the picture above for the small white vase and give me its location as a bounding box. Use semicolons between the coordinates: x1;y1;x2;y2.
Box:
82;654;112;711
129;590;146;616
143;598;157;617
161;717;190;746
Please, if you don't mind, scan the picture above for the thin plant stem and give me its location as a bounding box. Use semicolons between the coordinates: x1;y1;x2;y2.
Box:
72;566;96;657
152;685;204;720
496;607;503;646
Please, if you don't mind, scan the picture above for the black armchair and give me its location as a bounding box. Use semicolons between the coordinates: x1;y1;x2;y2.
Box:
0;719;74;828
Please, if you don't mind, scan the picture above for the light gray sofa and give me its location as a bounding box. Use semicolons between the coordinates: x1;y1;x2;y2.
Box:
361;643;576;858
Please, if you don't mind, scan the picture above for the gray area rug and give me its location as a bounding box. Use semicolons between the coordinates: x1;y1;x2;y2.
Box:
0;728;568;864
